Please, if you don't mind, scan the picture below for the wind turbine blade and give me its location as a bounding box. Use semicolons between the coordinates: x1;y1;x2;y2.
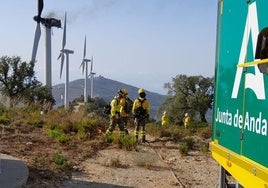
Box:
60;54;65;78
62;12;67;49
90;56;93;72
31;23;41;62
80;60;85;74
57;53;62;60
83;36;86;58
37;0;44;18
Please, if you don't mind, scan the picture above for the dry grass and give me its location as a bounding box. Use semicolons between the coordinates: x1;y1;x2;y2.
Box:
132;149;158;169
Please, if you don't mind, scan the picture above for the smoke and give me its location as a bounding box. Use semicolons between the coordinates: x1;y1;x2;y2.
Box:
43;0;118;25
68;0;119;24
46;12;57;18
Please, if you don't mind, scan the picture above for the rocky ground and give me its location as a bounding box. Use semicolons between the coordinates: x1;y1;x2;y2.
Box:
0;125;220;188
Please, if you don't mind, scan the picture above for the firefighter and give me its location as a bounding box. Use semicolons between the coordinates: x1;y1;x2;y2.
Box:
161;111;168;128
132;88;150;143
184;113;190;129
119;89;131;135
105;90;125;137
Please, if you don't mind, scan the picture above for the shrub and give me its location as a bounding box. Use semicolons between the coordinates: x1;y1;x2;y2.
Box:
0;116;10;125
59;120;73;134
200;142;209;153
198;125;212;139
132;151;158;168
107;156;124;168
159;127;172;137
178;143;188;156
102;134;115;143
159;125;184;141
77;128;88;139
53;152;68;169
145;123;159;137
183;137;194;149
119;135;137;150
48;129;69;143
27;118;44;128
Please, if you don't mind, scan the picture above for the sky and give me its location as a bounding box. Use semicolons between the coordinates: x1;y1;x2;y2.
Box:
0;0;218;95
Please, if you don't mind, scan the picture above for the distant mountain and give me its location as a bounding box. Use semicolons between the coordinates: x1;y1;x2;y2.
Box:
52;75;166;118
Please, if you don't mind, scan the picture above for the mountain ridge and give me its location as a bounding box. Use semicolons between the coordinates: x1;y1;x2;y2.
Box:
52;75;166;118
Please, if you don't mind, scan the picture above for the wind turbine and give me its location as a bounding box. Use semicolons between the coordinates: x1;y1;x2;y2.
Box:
80;36;91;103
58;12;74;108
32;0;61;87
90;56;96;99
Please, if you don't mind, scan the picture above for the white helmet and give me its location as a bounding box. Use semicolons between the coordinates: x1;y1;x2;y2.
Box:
185;113;188;117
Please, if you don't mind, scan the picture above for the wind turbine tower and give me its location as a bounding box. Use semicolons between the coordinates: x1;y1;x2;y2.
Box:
58;12;74;108
90;56;96;99
32;0;61;87
80;36;91;103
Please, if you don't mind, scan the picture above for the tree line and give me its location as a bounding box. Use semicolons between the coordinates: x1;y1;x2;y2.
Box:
158;74;214;124
0;56;214;122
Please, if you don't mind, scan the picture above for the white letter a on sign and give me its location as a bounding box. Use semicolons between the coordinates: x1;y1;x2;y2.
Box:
232;2;265;100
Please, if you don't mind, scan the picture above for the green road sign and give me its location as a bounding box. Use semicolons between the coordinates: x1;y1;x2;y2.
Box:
213;0;268;168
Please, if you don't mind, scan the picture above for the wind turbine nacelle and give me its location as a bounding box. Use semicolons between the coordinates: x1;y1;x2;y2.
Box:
88;72;96;78
43;18;61;28
61;49;74;54
33;16;41;23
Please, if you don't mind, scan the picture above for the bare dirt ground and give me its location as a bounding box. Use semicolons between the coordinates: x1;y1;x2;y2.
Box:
61;135;219;188
0;125;220;188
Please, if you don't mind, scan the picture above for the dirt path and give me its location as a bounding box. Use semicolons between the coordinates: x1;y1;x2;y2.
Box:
60;136;219;188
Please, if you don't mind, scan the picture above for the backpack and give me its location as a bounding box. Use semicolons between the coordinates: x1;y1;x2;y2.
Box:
103;97;119;115
103;104;111;115
123;97;133;114
134;98;147;119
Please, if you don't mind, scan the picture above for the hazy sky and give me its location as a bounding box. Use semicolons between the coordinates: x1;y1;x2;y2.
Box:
0;0;218;95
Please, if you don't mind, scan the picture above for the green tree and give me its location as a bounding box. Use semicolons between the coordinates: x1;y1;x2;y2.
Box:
0;56;55;107
86;97;108;116
23;84;55;108
162;74;214;123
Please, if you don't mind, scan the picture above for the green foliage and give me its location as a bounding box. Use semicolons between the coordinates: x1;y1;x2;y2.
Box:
200;142;209;153
25;85;55;108
119;135;137;150
0;116;10;125
24;110;44;127
58;120;73;134
162;74;214;123
198;125;212;139
26;118;44;128
48;129;69;143
103;133;137;150
103;134;114;143
75;117;94;139
52;152;68;168
0;56;34;106
0;56;55;107
159;125;184;140
145;123;159;137
0;116;10;126
82;97;108;117
183;137;194;150
178;142;189;156
0;104;5;116
77;128;88;139
146;122;211;142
